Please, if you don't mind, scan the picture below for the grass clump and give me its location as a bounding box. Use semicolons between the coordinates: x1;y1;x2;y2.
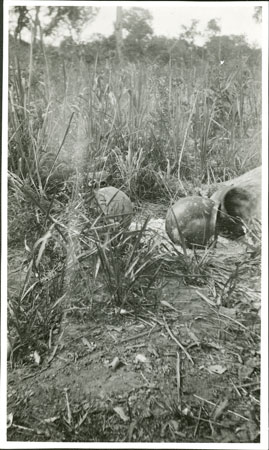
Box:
93;217;163;309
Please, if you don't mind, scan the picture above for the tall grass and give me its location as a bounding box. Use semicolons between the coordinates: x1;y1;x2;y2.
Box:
93;218;162;308
9;39;261;188
7;32;261;360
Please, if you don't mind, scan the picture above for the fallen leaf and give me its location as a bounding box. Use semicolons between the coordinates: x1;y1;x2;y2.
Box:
219;429;237;443
219;306;237;318
147;345;159;357
24;239;31;253
161;300;178;311
212;398;229;421
106;325;123;333
239;365;254;380
245;420;260;441
252;301;260;311
245;357;260;368
81;337;96;353
186;328;200;346
160;422;169;438
44;429;51;438
82;402;90;411
113;406;129;422
205;341;223;351
128;420;137;441
7;339;12;360
208;364;227;375
75;410;90;430
43;416;60;423
7;413;13;428
94;257;101;279
235;426;247;438
135;354;148;364
170;420;179;431
33;351;41;365
109;356;121;371
182;407;193;417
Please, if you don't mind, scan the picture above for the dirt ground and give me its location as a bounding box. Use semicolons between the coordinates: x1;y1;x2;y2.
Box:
6;203;261;444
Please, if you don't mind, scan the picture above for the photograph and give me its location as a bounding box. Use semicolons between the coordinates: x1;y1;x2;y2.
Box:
1;1;268;447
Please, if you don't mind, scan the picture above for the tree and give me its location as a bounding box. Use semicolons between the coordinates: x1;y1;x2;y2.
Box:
115;6;123;64
205;18;222;61
9;6;99;44
206;18;221;37
180;19;201;45
122;7;153;40
253;6;262;23
146;36;171;64
13;6;31;39
122;7;153;61
205;34;250;63
44;6;99;42
179;19;201;66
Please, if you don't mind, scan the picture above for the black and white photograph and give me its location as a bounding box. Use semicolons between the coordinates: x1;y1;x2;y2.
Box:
1;1;268;447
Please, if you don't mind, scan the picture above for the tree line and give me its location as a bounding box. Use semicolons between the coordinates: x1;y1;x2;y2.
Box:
9;6;261;68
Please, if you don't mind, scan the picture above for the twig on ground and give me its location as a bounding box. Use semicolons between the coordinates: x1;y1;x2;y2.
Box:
11;424;35;432
212;398;229;421
230;378;242;397
196;290;259;336
118;327;159;344
195;290;216;306
218;311;259;336
21;366;49;381
140;371;151;386
64;388;72;426
193;394;249;421
47;329;65;364
125;343;146;350
176;351;181;407
163;316;194;365
194;403;203;437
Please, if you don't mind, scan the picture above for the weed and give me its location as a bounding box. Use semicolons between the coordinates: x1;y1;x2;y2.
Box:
93;218;162;308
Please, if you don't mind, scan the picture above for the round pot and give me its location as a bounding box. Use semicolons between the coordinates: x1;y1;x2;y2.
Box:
93;186;133;229
210;166;261;237
165;196;219;248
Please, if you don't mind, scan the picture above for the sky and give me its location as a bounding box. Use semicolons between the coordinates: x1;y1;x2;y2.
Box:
80;3;263;47
8;1;264;48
